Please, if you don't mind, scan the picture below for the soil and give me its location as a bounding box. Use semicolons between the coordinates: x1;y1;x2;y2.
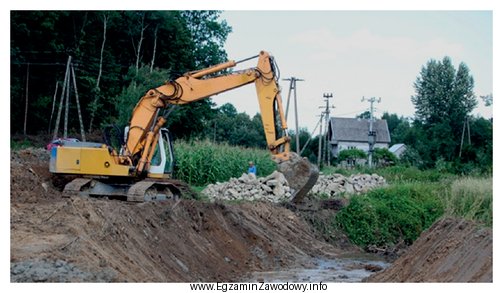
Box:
10;147;493;282
366;217;492;282
11;148;356;282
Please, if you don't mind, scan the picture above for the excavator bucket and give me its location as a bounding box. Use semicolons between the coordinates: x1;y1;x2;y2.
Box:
277;153;319;203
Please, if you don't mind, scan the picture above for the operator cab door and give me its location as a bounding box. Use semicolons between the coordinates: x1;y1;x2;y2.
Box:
148;128;175;178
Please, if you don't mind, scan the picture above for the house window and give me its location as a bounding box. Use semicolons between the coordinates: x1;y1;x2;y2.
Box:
348;146;356;150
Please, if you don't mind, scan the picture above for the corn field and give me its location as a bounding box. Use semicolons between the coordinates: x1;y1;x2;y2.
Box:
173;140;276;186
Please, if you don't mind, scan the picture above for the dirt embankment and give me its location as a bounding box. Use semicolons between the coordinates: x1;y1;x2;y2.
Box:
366;217;492;282
10;148;349;282
10;148;493;282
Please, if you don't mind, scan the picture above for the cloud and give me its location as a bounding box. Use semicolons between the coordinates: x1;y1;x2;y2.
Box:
290;28;465;63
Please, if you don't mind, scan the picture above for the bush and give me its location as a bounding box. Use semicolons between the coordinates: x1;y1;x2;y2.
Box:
373;148;398;166
337;149;367;165
11;138;34;150
173;140;276;186
334;183;444;247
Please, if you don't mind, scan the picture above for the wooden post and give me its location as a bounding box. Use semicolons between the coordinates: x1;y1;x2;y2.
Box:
71;63;86;142
53;56;71;140
48;81;59;134
23;63;29;136
63;62;71;139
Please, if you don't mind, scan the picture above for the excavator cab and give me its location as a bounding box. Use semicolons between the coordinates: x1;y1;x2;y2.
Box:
147;128;175;178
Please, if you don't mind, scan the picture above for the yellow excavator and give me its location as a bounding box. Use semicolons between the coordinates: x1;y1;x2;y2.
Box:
50;51;319;203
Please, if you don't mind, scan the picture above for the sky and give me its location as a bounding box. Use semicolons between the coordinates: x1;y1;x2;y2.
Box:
213;11;493;133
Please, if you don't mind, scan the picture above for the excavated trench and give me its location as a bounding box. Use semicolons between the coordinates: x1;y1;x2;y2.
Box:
10;148;492;282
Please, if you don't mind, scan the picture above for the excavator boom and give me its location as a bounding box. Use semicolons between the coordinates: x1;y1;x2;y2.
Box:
50;51;318;202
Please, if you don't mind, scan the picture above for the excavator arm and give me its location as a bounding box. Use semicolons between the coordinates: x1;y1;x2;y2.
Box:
123;51;318;202
125;51;291;171
51;50;318;203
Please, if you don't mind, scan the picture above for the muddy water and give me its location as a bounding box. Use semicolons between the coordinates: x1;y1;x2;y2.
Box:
245;253;390;283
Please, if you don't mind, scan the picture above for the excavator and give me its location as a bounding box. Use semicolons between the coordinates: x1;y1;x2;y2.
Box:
49;51;318;203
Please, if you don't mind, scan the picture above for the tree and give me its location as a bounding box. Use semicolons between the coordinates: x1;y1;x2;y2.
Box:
411;57;477;166
372;148;398;167
10;11;231;138
412;57;477;125
480;93;493;107
180;11;231;68
356;111;371;120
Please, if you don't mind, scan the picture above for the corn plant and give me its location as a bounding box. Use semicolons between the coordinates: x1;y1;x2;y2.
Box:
173;140;276;186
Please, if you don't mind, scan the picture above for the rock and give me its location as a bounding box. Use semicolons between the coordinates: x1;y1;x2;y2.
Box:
266;180;278;187
201;170;292;203
309;173;386;198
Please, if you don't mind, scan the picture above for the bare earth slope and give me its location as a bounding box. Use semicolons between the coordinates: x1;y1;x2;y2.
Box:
11;148;493;282
366;217;492;282
10;148;345;282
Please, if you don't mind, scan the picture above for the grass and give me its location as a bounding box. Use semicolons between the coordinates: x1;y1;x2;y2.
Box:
321;165;454;184
173;140;276;186
442;177;492;226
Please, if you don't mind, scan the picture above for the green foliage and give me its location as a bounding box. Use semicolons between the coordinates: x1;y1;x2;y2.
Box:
11;11;230;138
372;148;398;166
202;103;267;148
411;57;479;167
11;138;34;150
115;66;172;127
334;183;444;247
442;177;492;226
356;111;371;119
322;165;453;184
375;166;453;183
337;149;367;162
173;140;276;186
412;57;477;125
289;128;316;158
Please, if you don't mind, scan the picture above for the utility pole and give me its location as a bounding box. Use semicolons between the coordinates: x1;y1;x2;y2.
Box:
317;112;324;168
319;93;335;166
361;96;381;168
283;77;304;154
459;116;471;158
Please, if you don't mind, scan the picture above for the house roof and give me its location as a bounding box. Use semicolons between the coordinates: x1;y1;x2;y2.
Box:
328;117;391;143
389;143;406;153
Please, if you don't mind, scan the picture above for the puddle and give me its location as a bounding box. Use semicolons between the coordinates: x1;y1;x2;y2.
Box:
245;253;390;283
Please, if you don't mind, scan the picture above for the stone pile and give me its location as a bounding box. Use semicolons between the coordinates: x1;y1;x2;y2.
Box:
202;171;293;203
310;173;386;197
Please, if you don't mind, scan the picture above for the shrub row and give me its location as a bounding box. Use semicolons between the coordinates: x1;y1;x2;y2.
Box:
334;183;444;247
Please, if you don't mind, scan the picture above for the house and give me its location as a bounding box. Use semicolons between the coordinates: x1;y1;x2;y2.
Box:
327;117;391;157
389;143;407;158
